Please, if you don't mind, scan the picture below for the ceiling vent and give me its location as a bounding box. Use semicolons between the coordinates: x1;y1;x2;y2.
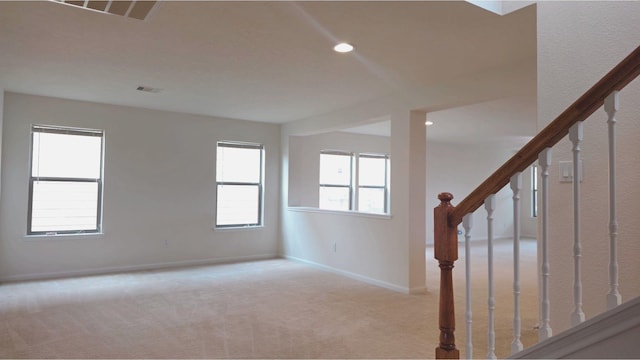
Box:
51;0;159;21
136;85;163;93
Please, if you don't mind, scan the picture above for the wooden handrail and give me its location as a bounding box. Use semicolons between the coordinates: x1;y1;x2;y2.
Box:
449;44;640;226
435;44;640;359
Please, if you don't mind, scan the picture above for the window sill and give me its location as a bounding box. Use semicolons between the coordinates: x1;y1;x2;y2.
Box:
24;232;105;241
214;225;264;232
286;206;392;220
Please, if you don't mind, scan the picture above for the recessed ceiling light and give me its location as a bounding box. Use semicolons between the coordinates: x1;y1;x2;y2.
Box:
333;43;354;53
425;121;434;126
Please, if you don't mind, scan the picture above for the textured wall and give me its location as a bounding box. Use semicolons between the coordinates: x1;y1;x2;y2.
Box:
538;1;640;333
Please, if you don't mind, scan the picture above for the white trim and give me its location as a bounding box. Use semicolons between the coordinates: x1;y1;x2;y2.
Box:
24;232;105;241
0;253;277;282
511;296;640;359
284;254;409;293
456;235;513;243
287;206;392;220
213;224;264;232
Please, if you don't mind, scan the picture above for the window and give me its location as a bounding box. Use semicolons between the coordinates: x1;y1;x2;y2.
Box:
319;151;353;211
532;165;538;217
318;151;390;214
216;141;264;228
358;154;389;214
28;125;104;235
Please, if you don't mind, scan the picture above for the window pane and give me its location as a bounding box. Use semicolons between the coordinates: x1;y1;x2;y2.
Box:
320;153;351;185
359;156;386;186
532;165;538;217
31;181;99;232
319;187;350;211
216;184;259;226
217;145;261;183
358;187;385;214
32;132;102;178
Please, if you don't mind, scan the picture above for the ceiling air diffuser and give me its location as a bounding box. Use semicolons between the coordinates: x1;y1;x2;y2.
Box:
52;0;159;21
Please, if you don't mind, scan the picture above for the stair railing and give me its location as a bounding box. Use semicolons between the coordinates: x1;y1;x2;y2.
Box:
434;44;640;359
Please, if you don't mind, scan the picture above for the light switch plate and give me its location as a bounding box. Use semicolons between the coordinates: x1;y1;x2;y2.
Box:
559;160;583;183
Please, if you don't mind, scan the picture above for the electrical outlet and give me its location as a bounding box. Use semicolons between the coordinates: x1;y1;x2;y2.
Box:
331;242;337;252
163;239;169;247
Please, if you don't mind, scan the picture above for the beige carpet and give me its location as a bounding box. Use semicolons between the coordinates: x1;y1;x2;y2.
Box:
0;239;538;359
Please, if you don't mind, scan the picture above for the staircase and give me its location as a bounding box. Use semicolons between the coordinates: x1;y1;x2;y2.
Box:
434;45;640;359
512;296;640;359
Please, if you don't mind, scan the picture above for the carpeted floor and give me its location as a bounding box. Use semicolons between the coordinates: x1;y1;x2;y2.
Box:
0;239;538;359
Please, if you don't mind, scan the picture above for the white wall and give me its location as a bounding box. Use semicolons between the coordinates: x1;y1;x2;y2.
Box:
538;1;640;333
281;111;426;293
0;89;3;205
521;165;537;238
425;141;537;244
288;131;390;207
0;92;281;280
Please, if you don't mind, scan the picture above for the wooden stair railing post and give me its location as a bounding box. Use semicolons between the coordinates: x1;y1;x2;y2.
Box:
434;192;460;359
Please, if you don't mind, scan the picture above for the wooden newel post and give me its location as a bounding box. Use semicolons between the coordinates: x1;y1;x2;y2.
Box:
434;192;460;359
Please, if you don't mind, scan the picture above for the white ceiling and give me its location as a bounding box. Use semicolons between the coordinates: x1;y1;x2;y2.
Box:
427;95;536;147
0;0;536;133
340;94;536;149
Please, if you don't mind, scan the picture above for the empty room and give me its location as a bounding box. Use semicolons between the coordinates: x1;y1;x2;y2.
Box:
1;1;640;359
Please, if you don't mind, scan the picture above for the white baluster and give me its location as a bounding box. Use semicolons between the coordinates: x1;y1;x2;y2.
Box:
569;122;586;326
463;213;474;359
510;173;523;354
485;195;497;360
605;91;622;310
538;149;553;340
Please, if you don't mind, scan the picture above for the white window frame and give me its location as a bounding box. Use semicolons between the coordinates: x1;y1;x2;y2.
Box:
318;150;390;214
532;164;538;218
357;153;390;214
28;125;105;235
319;150;354;211
215;141;264;228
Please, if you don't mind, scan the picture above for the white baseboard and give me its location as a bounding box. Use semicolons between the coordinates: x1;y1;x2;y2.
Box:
284;254;411;294
0;253;278;282
455;236;530;243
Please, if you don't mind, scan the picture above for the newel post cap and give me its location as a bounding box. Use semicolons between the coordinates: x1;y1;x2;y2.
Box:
438;192;454;204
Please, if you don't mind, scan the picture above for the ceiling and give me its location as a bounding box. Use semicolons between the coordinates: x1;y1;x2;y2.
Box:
341;94;536;149
1;0;536;131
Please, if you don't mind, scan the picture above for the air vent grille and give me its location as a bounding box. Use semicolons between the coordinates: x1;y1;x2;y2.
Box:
52;0;159;21
136;86;163;93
